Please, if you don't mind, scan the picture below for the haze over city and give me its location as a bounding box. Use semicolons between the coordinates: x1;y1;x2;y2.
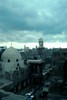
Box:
0;0;67;48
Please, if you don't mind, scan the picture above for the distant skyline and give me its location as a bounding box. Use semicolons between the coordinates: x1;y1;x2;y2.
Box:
0;42;67;49
0;0;67;48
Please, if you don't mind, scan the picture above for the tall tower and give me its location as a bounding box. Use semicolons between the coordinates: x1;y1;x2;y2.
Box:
37;38;45;60
39;38;43;48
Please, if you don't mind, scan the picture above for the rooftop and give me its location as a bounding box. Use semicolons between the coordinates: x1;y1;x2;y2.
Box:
27;59;43;64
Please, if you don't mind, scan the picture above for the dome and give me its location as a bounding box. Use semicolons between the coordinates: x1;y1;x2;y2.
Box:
1;46;22;62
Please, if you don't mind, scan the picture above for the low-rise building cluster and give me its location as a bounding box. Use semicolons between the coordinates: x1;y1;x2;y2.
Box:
0;38;67;100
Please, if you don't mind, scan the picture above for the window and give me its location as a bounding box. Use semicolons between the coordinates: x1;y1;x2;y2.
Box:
8;59;10;62
58;53;60;56
16;59;18;62
17;63;19;66
63;52;66;56
16;67;18;70
22;71;23;74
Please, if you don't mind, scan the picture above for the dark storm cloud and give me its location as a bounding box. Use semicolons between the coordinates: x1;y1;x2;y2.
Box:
0;0;67;42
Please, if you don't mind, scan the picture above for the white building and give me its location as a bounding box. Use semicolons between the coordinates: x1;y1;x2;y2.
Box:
1;46;25;77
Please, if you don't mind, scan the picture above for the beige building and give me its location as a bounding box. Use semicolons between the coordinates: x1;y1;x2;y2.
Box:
1;46;25;79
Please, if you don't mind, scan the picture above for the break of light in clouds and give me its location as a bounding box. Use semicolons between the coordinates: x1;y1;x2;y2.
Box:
0;42;67;49
0;0;67;48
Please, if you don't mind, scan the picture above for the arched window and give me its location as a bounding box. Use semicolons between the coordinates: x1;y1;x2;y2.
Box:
17;63;19;66
8;59;10;62
16;59;18;62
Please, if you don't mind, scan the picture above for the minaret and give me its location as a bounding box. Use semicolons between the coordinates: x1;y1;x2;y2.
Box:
11;43;12;47
37;38;45;60
39;38;43;48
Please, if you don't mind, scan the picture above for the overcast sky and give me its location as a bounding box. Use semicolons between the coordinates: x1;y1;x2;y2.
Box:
0;0;67;48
